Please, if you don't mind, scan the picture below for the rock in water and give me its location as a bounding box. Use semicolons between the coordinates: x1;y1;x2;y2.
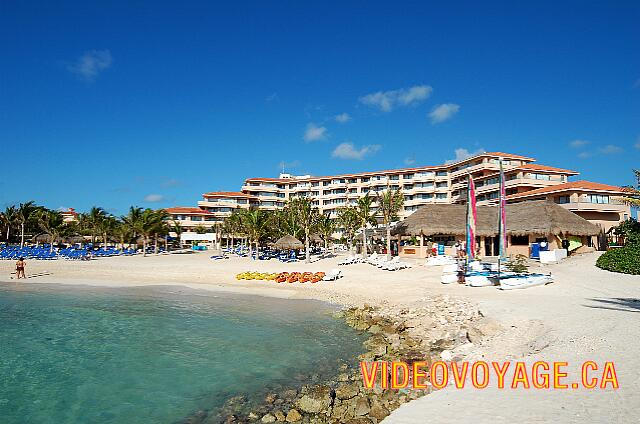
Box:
273;410;285;421
261;413;276;423
296;385;334;414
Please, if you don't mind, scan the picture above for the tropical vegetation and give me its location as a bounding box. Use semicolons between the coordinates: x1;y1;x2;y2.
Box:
596;218;640;275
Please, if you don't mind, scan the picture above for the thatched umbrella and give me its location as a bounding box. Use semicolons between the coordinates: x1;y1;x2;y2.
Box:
33;233;54;243
392;200;599;237
274;235;304;250
65;235;86;244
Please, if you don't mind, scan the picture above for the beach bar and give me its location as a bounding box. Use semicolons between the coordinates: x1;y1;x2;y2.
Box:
392;200;600;258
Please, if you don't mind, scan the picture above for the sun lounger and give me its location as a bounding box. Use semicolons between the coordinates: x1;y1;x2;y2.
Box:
322;269;343;281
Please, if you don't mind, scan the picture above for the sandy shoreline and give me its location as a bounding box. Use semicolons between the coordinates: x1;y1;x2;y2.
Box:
1;252;638;423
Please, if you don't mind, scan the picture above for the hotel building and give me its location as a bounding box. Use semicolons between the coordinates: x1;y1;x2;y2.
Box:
167;151;631;234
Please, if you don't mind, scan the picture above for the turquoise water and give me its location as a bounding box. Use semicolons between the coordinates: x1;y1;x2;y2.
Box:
0;284;365;424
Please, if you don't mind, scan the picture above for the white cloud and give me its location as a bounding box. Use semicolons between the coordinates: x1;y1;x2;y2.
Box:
578;152;593;159
445;148;486;164
335;113;351;123
67;49;112;81
635;137;640;150
569;139;590;148
404;157;416;166
144;194;165;202
332;142;381;160
599;144;623;154
359;85;432;112
634;79;640;89
303;123;327;142
429;103;460;124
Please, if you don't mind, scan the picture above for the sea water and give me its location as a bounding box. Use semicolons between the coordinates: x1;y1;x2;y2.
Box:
0;284;365;424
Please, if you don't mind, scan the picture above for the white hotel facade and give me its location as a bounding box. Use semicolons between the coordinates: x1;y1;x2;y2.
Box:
167;151;631;233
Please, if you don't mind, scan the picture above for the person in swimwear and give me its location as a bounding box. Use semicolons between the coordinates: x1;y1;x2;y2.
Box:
15;257;26;279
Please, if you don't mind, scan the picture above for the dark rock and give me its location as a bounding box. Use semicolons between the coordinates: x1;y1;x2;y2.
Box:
354;397;370;416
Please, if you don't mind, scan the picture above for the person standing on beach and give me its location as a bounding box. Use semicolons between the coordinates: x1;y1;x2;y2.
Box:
15;257;26;279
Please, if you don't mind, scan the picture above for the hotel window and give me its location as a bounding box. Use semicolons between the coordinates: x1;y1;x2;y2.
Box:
362;188;370;193
349;188;357;194
404;174;414;179
529;173;551;180
403;184;413;190
587;194;609;204
436;193;448;199
436;182;448;188
312;182;319;187
404;195;414;201
389;175;399;180
361;177;370;182
323;181;330;186
348;178;357;183
436;171;448;177
191;216;203;221
556;196;570;204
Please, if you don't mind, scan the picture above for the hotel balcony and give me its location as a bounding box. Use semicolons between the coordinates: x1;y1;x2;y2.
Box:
559;201;629;214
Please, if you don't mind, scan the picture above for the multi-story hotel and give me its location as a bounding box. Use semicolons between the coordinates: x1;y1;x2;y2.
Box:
166;151;631;233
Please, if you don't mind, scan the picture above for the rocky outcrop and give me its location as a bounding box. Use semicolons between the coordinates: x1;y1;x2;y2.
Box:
182;296;482;424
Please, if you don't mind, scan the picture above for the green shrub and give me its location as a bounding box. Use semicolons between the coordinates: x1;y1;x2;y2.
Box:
505;254;529;273
596;243;640;275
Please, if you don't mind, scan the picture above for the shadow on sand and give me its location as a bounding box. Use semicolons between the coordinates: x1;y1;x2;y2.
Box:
584;297;640;313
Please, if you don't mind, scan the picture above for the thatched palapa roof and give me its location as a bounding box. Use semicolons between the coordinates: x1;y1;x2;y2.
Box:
392;200;599;237
274;235;304;249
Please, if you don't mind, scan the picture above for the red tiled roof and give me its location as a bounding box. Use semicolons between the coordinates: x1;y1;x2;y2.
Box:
165;207;214;215
202;191;258;199
519;163;579;174
244;152;536;183
481;151;535;161
508;180;626;199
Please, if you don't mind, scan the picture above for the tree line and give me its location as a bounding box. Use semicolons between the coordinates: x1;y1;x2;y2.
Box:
218;190;404;263
0;189;405;262
0;202;171;256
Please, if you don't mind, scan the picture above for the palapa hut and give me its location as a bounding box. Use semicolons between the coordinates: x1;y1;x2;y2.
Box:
273;235;304;250
392;200;600;258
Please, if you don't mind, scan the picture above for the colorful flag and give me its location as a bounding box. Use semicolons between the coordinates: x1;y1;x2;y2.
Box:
466;175;477;259
498;159;508;259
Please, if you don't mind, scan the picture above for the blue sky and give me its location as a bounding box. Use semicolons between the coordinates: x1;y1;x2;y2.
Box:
1;1;638;215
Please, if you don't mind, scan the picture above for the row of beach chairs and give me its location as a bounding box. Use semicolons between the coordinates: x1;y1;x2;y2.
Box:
338;252;411;271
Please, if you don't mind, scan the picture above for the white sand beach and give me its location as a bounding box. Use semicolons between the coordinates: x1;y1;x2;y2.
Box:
1;252;638;423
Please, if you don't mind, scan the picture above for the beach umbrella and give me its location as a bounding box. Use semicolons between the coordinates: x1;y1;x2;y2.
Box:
273;235;304;250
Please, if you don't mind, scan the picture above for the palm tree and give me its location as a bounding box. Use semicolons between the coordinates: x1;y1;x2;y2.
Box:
376;188;404;260
170;220;184;249
337;206;359;254
35;209;65;252
113;221;133;250
316;213;336;254
618;169;640;207
241;208;271;256
1;205;17;242
16;201;39;248
151;209;170;254
81;207;107;244
354;194;378;258
122;206;143;249
288;197;320;263
136;208;159;256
